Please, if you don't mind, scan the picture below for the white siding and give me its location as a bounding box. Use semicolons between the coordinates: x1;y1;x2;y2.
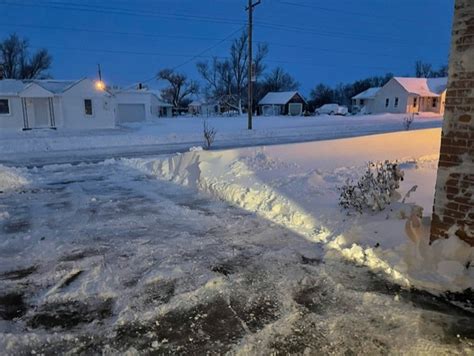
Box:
0;96;24;130
60;79;115;129
372;79;410;114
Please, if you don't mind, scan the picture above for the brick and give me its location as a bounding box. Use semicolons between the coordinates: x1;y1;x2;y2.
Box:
459;114;472;122
431;0;474;246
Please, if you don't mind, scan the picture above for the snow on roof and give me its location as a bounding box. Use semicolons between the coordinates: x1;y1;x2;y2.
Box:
0;79;28;95
0;79;83;95
394;77;448;97
189;100;202;107
33;79;81;94
352;87;381;100
258;91;303;105
113;89;173;107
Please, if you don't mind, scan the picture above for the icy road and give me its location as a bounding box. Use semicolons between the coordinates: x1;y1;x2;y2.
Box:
1;160;473;354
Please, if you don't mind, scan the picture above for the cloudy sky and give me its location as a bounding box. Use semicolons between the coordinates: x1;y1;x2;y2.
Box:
0;0;454;94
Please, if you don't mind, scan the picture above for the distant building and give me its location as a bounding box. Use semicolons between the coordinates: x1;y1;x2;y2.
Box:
113;89;173;123
352;77;448;115
0;78;115;130
188;100;220;116
258;91;306;116
351;87;381;114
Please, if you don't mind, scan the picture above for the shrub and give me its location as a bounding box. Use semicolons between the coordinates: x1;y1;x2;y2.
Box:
203;120;217;150
339;161;404;213
403;114;415;130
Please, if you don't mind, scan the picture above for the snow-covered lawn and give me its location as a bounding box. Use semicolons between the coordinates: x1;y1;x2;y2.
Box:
125;128;473;294
0;114;441;164
1;128;473;354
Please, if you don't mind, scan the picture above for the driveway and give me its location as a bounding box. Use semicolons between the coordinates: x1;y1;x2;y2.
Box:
0;160;472;354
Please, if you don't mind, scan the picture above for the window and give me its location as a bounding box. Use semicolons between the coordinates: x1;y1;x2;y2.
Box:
432;98;438;108
0;99;10;115
385;98;389;108
413;97;418;107
84;99;93;116
394;97;399;108
360;99;365;106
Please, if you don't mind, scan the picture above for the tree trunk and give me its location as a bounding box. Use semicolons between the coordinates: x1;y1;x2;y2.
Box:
430;0;474;246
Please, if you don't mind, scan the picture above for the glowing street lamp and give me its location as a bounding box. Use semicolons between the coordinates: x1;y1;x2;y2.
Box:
95;80;106;91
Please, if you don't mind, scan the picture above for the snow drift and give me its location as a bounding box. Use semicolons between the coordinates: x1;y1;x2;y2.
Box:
123;128;473;293
0;164;29;191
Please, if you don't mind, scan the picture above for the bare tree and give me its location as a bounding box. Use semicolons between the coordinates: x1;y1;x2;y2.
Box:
261;67;299;93
157;69;199;108
230;31;249;115
415;60;433;78
0;33;52;79
196;31;268;115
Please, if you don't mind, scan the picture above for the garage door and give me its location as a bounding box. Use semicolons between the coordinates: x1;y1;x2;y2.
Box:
117;104;146;123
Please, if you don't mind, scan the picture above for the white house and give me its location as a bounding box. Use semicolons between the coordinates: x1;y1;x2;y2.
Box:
351;87;381;114
258;91;306;116
0;78;115;130
370;77;448;115
188;100;220;116
113;90;173;123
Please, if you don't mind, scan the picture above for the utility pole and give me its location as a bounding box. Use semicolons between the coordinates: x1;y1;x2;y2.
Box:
246;0;261;130
97;63;102;81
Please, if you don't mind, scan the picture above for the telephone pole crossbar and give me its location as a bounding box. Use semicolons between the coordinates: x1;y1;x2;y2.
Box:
246;0;261;130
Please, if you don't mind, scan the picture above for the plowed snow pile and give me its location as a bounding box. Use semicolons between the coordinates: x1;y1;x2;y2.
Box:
0;164;29;191
124;128;474;293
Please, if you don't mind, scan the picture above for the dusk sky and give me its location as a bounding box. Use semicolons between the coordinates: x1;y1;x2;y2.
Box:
0;0;454;95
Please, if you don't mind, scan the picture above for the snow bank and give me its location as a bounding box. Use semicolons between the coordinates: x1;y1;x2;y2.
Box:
123;128;474;293
0;114;442;157
0;164;29;191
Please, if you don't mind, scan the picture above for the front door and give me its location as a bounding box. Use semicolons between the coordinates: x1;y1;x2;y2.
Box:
31;98;51;128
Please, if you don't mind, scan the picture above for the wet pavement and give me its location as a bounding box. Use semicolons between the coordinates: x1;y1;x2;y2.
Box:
0;160;473;355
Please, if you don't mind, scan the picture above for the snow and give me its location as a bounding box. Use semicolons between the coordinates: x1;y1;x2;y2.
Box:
0;164;29;191
394;77;448;97
0;114;442;165
352;87;381;99
0;79;81;95
124;128;473;294
258;91;302;105
1;132;473;354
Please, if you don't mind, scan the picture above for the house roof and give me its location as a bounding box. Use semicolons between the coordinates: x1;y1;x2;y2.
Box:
0;80;27;95
0;79;83;95
113;89;173;107
258;91;304;105
189;100;202;107
189;99;217;107
352;87;381;100
33;80;81;94
393;77;448;97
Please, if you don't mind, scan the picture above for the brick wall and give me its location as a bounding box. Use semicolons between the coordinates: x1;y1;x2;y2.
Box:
430;0;474;246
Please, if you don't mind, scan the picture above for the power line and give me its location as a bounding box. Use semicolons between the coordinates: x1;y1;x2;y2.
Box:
124;26;245;89
0;0;449;48
278;1;427;24
0;22;421;60
0;23;232;43
0;0;246;26
255;22;446;47
29;43;401;73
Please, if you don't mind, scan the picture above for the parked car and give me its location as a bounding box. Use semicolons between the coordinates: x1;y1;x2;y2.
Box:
315;104;349;116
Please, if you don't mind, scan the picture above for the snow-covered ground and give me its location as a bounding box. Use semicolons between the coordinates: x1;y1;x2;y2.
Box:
0;129;474;355
0;114;441;165
124;128;474;294
1;128;473;354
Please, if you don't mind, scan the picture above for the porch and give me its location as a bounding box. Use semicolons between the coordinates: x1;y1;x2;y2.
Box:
20;85;57;130
410;95;443;114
